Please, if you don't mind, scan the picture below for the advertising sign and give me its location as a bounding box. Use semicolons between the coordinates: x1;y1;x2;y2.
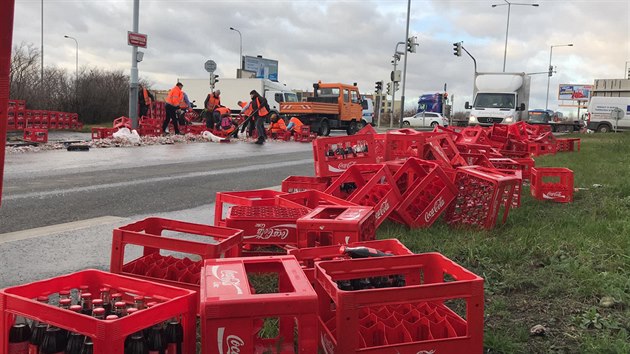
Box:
127;31;147;48
243;56;278;82
558;84;592;101
417;93;443;113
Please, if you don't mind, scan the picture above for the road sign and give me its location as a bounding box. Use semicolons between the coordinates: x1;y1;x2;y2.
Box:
204;60;217;73
611;108;624;120
127;31;147;48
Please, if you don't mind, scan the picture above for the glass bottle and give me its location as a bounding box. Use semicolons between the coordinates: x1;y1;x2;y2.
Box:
114;302;127;318
98;288;112;316
8;315;31;354
40;326;66;354
125;332;149;354
164;317;183;354
80;293;93;316
80;337;94;354
64;306;85;354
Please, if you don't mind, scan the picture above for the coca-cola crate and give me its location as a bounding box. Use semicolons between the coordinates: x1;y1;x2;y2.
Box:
288;239;412;284
444;166;521;229
200;256;318;354
556;138;581;152
23;128;48;143
313;133;376;177
294;125;317;142
530;167;574;203
325;164;402;228
214;189;287;227
528;140;557;156
461;153;494;168
185;124;206;135
424;134;467;168
389;158;457;228
281;175;331;193
6;121;16;131
433;125;464;143
491;156;535;181
110;217;243;300
507;121;529;141
456;142;503;158
91;127;117;140
225;206;310;247
276;189;356;210
459;126;490;145
489;123;509;142
296;205;375;248
112;116;132;130
358;124;386;163
383;128;426;161
526;123;552;136
315;253;484;354
139;116;161;127
0;269;196;354
496;169;523;208
138;125;162;137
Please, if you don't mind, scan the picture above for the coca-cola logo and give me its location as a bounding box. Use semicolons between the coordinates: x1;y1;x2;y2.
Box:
328;161;357;173
218;327;245;354
543;191;565;199
416;350;436;354
374;200;390;220
211;266;243;295
320;333;335;354
243;224;295;240
424;197;446;223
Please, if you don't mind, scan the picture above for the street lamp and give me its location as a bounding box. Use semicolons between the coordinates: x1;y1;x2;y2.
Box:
229;27;242;72
491;0;539;72
63;35;78;88
545;43;573;111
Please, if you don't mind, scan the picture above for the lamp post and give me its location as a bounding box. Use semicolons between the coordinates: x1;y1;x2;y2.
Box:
491;0;539;72
41;0;44;84
229;27;242;72
63;35;78;89
545;43;573;111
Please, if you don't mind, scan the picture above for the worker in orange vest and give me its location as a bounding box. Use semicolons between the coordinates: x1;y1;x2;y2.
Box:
286;116;304;135
268;114;287;138
204;90;221;130
163;82;184;135
238;100;255;137
138;84;155;118
250;90;270;145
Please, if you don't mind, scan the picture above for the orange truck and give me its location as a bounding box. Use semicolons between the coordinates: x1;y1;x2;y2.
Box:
279;81;365;136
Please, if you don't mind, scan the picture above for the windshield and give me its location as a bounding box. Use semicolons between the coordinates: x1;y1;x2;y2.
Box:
284;93;299;102
473;93;515;109
528;111;550;123
316;87;340;97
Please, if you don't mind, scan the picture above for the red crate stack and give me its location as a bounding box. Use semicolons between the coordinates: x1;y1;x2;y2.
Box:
388;158;458;228
293;125;317;142
507;121;528;140
296;205;376;248
288;239;413;284
313;133;376;177
383;128;426;161
200;256;318;354
16;111;27;130
214;189;286;227
445;166;521;229
424;134;467;169
281;175;332;193
225;205;309;248
325;164;402;227
358;124;386;162
556;138;581;152
152;101;166;120
23;128;48;143
91;127;117;140
528;132;557;156
28;110;41;128
110;217;243;305
526;123;552;136
276;189;357;210
138;116;163;136
62;113;71;129
0;269;197;354
530;167;574;203
315;253;484;354
7;111;15;130
460;153;494;168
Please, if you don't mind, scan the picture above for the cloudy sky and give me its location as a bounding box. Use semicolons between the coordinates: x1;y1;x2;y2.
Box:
10;0;630;115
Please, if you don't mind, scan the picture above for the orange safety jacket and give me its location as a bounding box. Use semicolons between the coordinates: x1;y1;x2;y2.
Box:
289;117;303;130
216;106;231;116
165;86;184;107
207;94;221;111
269;118;287;133
142;88;152;106
254;97;269;116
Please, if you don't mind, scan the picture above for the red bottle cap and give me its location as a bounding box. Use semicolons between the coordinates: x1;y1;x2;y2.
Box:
93;308;106;316
60;298;72;306
134;295;144;301
106;315;118;320
114;301;126;308
79;285;89;291
126;307;139;315
69;305;82;313
99;287;110;293
36;295;49;303
59;290;71;295
146;301;158;308
81;292;92;299
111;292;123;299
92;299;104;306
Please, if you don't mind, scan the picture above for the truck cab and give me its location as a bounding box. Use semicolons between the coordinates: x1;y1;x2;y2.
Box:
466;72;530;126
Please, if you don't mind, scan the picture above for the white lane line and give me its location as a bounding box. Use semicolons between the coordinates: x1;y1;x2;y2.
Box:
4;159;312;201
0;216;127;244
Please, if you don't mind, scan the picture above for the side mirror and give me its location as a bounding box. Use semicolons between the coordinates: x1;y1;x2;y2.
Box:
519;103;526;111
465;102;471;109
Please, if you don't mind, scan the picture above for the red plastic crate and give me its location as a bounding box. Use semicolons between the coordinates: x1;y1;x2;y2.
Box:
296;205;376;248
433;125;464;143
276;189;357;210
23;128;48;143
459;126;490;145
110;217;243;299
530;167;574;203
460;153;494;168
0;269;196;354
424;134;467;169
225;206;310;247
315;253;484;354
444;166;521;229
358;124;386;163
91;127;117;140
389;158;458;228
528;141;557;156
112;116;132;129
214;189;287;227
294;125;317;142
325;164;402;228
383;128;426;161
288;239;413;284
526;123;552;136
556;138;581;152
281;175;332;193
313;133;376;177
496;169;523;208
138;125;162;137
200;256;318;354
507;121;528;141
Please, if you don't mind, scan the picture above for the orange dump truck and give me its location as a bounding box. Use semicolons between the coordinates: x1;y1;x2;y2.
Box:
279;82;365;136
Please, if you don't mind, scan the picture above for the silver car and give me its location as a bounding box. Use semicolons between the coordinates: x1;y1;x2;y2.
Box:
402;112;449;128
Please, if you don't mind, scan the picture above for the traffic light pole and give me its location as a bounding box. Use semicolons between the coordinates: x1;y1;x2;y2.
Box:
399;0;412;129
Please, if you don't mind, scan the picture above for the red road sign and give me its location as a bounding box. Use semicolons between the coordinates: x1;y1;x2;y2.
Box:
128;31;147;48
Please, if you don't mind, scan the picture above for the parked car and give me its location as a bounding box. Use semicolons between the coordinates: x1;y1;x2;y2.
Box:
402;111;448;128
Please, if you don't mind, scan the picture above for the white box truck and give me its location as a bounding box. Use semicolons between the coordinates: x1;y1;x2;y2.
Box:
178;78;298;114
465;72;531;126
586;97;630;132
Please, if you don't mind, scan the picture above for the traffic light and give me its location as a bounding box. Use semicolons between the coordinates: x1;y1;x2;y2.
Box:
375;81;383;93
407;36;418;53
386;82;392;95
394;82;399;92
453;42;462;57
548;65;553;77
627;68;630;79
210;74;219;86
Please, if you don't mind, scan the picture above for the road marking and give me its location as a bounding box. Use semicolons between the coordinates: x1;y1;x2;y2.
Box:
4;159;312;201
0;216;126;244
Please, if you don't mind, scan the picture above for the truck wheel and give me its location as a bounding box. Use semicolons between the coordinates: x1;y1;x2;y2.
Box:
347;120;364;135
319;120;331;136
597;124;611;133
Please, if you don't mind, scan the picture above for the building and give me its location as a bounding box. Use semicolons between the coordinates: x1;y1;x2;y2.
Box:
591;79;630;98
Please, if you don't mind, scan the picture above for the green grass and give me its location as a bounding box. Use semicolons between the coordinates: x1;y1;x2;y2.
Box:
377;132;630;353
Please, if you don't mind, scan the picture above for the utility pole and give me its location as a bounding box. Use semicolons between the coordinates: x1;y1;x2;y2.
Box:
399;0;412;128
128;0;140;128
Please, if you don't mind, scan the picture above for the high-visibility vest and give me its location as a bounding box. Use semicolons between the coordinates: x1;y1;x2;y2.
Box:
142;88;152;105
255;97;269;116
166;86;183;106
207;94;221;110
289;117;303;129
270;118;287;132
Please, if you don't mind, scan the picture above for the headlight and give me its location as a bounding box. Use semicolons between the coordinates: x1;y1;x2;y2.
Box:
469;115;477;123
504;116;514;123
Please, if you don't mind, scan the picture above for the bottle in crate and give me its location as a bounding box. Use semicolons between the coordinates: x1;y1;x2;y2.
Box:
80;293;93;316
40;326;67;354
99;288;112;316
164;317;183;354
80;338;94;354
29;318;48;353
146;323;167;354
8;316;31;354
66;306;86;354
340;245;392;258
124;332;148;354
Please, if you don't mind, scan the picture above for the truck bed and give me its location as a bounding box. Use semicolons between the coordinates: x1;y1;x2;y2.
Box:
280;101;339;115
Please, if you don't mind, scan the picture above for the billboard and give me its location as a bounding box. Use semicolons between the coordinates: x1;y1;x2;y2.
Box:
417;93;443;113
243;56;278;82
558;84;592;101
